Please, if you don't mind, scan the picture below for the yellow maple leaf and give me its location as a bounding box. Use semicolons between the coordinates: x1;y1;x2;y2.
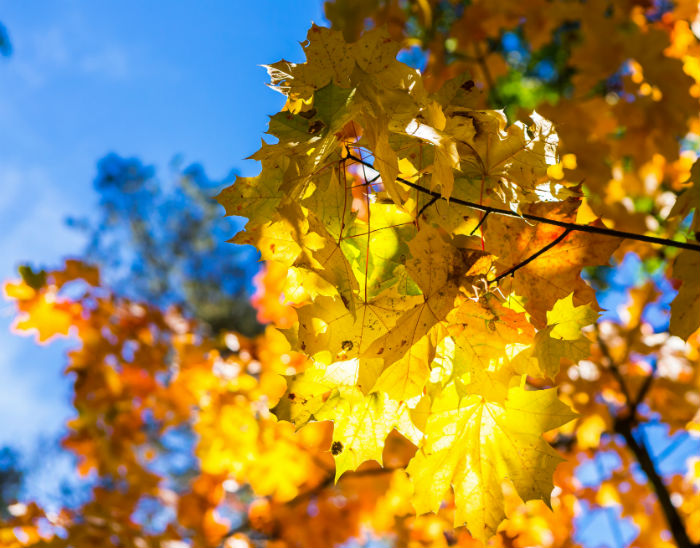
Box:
407;374;576;542
10;288;75;344
670;249;700;339
526;294;597;379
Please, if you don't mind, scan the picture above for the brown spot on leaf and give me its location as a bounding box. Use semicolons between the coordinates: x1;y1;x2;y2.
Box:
299;108;317;119
308;120;325;134
461;80;475;91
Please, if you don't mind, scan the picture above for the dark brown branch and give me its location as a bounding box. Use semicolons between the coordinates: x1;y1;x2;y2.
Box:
345;153;700;253
597;329;657;421
615;417;699;548
493;228;571;283
350;173;381;188
598;332;696;548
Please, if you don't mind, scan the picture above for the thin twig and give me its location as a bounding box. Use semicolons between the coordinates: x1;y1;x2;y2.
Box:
350;173;381;188
596;331;633;408
474;41;503;106
493;228;571;282
630;364;657;417
345;153;700;253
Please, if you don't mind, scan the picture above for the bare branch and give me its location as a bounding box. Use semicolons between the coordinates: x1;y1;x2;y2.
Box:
615;417;699;548
345;153;700;253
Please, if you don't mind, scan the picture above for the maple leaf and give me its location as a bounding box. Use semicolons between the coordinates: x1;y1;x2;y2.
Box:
364;226;482;367
450;294;535;378
273;360;418;479
670;249;700;339
526;293;598;379
294;288;420;367
407;373;576;542
12;291;75;343
216;161;285;226
484;198;619;325
5;279;77;343
318;388;404;480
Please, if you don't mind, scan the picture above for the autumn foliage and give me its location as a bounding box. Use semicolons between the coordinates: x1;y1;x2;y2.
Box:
3;2;700;548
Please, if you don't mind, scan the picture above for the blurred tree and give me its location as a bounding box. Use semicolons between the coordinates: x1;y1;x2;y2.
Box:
0;22;11;57
0;449;22;519
70;153;262;336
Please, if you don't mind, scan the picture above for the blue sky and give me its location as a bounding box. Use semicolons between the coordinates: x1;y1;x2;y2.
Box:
0;1;323;456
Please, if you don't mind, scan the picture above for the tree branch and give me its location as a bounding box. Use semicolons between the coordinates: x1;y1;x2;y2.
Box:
631;365;657;417
469;210;490;236
615;417;699;548
598;331;696;548
345;153;700;253
597;329;657;421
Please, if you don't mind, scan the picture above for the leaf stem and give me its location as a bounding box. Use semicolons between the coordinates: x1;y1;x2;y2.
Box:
417;195;439;218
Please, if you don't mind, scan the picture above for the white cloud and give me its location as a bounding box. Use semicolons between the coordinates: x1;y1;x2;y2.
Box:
32;27;70;68
79;45;129;80
0;321;74;450
0;164;85;279
0;165;81;452
6;22;131;88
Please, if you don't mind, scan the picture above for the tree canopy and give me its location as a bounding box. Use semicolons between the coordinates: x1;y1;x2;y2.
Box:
2;2;700;548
